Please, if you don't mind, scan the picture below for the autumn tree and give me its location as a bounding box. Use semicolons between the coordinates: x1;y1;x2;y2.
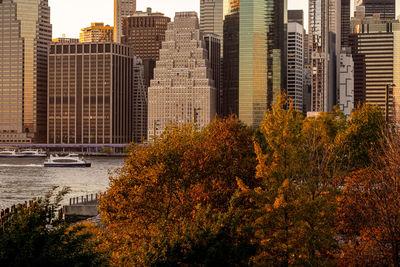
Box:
98;117;258;265
235;96;340;266
337;131;400;266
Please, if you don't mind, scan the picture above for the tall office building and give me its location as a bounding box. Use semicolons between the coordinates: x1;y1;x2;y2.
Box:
309;0;339;112
0;0;52;144
80;23;114;43
48;42;146;144
239;0;287;128
204;34;222;115
341;0;351;47
148;12;216;138
287;22;304;112
122;8;170;88
288;10;304;25
200;0;226;53
222;0;240;117
350;22;400;120
114;0;136;43
359;0;395;20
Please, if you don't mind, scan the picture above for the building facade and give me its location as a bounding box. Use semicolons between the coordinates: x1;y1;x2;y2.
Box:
287;22;304;112
359;0;395;20
350;22;400;120
121;8;170;88
114;0;136;43
204;34;222;115
80;23;114;43
309;0;339;112
288;10;304;25
148;12;216;138
239;0;287;128
47;42;146;144
0;0;52;144
338;48;354;117
222;0;240;117
200;0;226;54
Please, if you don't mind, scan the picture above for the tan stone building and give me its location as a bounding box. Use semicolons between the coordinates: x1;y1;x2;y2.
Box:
79;23;114;43
114;0;136;43
148;12;216;139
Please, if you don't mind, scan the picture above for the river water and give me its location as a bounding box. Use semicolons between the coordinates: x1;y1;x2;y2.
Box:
0;157;124;209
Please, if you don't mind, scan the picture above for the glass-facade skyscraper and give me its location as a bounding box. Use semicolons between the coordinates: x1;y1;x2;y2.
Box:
0;0;52;143
239;0;287;128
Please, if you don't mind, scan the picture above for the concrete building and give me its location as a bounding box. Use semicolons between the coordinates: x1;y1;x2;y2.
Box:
79;23;114;43
0;0;52;144
114;0;136;43
121;8;170;88
204;34;222;115
239;0;287;128
222;0;240;117
350;21;400;120
287;22;304;112
338;48;354;117
148;12;216;138
47;42;146;144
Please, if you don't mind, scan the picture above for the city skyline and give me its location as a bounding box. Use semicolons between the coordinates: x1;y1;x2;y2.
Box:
50;0;311;38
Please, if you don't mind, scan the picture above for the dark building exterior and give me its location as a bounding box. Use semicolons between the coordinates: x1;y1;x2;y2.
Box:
361;0;395;20
0;0;52;144
122;8;170;88
341;0;351;47
47;42;146;144
288;10;304;25
204;34;222;116
222;0;240;117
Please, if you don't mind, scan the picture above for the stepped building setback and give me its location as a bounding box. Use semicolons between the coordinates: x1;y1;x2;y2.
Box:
148;12;216;139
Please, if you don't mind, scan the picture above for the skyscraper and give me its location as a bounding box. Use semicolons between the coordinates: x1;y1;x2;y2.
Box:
204;34;222;115
121;8;170;88
239;0;287;127
48;42;146;144
148;12;216;138
341;0;351;47
350;22;400;120
222;0;240;117
309;0;339;112
288;10;304;25
0;0;52;144
114;0;136;43
287;22;304;112
80;23;114;43
338;48;354;117
359;0;395;20
200;0;225;39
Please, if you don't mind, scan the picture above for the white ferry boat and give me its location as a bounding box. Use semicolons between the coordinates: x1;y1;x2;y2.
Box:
0;150;20;158
44;154;91;168
17;150;47;158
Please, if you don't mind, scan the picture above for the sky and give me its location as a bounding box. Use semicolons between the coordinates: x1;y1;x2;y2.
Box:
50;0;310;38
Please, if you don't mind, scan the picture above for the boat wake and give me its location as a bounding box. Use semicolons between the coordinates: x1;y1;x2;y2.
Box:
0;164;43;168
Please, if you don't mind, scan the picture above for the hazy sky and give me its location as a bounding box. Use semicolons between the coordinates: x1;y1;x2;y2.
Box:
50;0;311;38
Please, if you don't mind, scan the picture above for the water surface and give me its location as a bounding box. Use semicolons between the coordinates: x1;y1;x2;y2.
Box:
0;157;124;209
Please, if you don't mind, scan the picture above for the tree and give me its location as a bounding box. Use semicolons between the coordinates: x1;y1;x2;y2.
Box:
0;187;108;267
235;96;340;266
98;117;258;265
335;104;385;170
337;131;400;266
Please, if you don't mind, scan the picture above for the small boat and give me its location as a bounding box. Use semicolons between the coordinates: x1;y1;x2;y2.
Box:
17;149;47;158
44;154;91;168
0;150;20;158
